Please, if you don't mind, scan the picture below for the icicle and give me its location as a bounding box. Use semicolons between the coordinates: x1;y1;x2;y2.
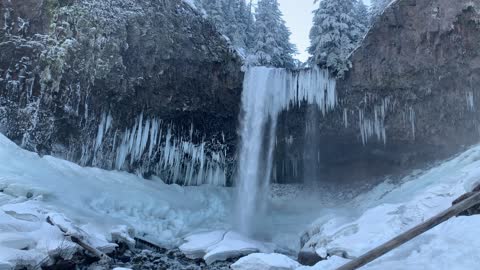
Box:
466;91;475;112
409;106;416;140
343;108;349;128
95;112;107;151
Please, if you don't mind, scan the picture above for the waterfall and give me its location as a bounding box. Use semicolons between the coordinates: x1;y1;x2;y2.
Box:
236;66;336;237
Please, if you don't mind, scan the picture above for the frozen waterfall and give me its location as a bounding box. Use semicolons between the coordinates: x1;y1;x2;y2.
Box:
236;66;336;237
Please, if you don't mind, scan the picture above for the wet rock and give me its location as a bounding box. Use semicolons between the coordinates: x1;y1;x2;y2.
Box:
297;247;322;266
452;183;480;216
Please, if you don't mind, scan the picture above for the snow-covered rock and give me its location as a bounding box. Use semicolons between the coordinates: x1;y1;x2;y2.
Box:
231;253;300;270
0;133;233;268
180;230;275;264
300;143;480;269
0;0;242;186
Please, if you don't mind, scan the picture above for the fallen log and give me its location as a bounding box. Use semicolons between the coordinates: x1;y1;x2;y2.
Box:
46;216;111;262
336;191;480;270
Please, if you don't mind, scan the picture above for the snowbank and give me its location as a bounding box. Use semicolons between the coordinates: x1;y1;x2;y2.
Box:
231;253;300;270
180;230;274;264
2;131;480;269
0;133;232;267
300;144;480;269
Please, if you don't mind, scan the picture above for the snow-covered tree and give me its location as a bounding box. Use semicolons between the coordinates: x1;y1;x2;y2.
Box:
250;0;296;68
355;0;371;28
196;0;296;68
196;0;255;55
371;0;391;18
225;0;255;53
200;0;227;32
308;0;368;77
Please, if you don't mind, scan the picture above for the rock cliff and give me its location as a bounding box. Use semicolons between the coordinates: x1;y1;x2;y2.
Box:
274;0;480;187
0;0;243;185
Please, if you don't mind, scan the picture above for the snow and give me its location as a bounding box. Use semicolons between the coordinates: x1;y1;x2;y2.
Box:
180;230;274;264
0;133;233;268
182;0;197;10
3;113;480;269
300;143;480;269
231;253;300;270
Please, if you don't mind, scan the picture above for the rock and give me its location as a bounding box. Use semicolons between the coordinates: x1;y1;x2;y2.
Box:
179;230;274;265
297;247;323;266
0;0;242;185
231;253;300;270
452;182;480;216
273;0;480;189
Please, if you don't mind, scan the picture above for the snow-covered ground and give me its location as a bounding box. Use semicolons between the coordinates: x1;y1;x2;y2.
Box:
2;129;480;269
296;144;480;270
0;133;327;268
235;144;480;269
0;133;233;268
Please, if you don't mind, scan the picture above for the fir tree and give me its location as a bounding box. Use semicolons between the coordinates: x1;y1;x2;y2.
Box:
355;0;371;29
201;0;226;32
251;0;296;68
308;0;368;77
371;0;391;18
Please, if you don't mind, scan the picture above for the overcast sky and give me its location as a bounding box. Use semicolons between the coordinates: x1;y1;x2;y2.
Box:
277;0;371;62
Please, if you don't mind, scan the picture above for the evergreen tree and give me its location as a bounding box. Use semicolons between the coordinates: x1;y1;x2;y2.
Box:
308;0;367;77
355;0;371;29
201;0;226;32
371;0;391;18
196;0;255;55
251;0;296;68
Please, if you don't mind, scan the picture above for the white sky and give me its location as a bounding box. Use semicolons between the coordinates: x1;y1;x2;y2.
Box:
277;0;371;62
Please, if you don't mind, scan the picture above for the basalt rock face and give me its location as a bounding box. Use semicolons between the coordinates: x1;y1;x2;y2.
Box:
274;0;480;187
0;0;243;185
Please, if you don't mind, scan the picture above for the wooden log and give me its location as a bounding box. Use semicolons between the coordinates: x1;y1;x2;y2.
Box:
336;191;480;270
46;216;111;261
70;235;110;261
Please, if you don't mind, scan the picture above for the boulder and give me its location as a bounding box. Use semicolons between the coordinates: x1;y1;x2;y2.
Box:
231;253;300;270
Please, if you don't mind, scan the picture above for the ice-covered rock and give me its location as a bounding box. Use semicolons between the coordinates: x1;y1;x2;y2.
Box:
231;253;300;270
0;0;242;185
0;133;233;268
299;143;480;269
180;230;275;264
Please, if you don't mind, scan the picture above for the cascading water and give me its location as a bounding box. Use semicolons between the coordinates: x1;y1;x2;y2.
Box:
235;66;337;237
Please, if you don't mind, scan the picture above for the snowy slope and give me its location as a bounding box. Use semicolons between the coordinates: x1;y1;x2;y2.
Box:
297;144;480;269
2;130;480;269
0;133;233;268
236;144;480;270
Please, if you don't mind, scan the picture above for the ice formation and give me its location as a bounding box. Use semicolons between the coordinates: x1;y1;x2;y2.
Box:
409;106;416;139
89;113;227;186
236;66;336;237
466;90;475;112
343;108;349;128
358;97;392;145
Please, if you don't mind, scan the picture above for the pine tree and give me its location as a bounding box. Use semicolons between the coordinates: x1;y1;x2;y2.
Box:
243;0;256;52
196;0;255;55
308;0;367;77
355;0;371;29
371;0;391;18
201;0;226;32
251;0;296;68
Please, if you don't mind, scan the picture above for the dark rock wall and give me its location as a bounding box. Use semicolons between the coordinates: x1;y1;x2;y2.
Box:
0;0;243;185
273;0;480;187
